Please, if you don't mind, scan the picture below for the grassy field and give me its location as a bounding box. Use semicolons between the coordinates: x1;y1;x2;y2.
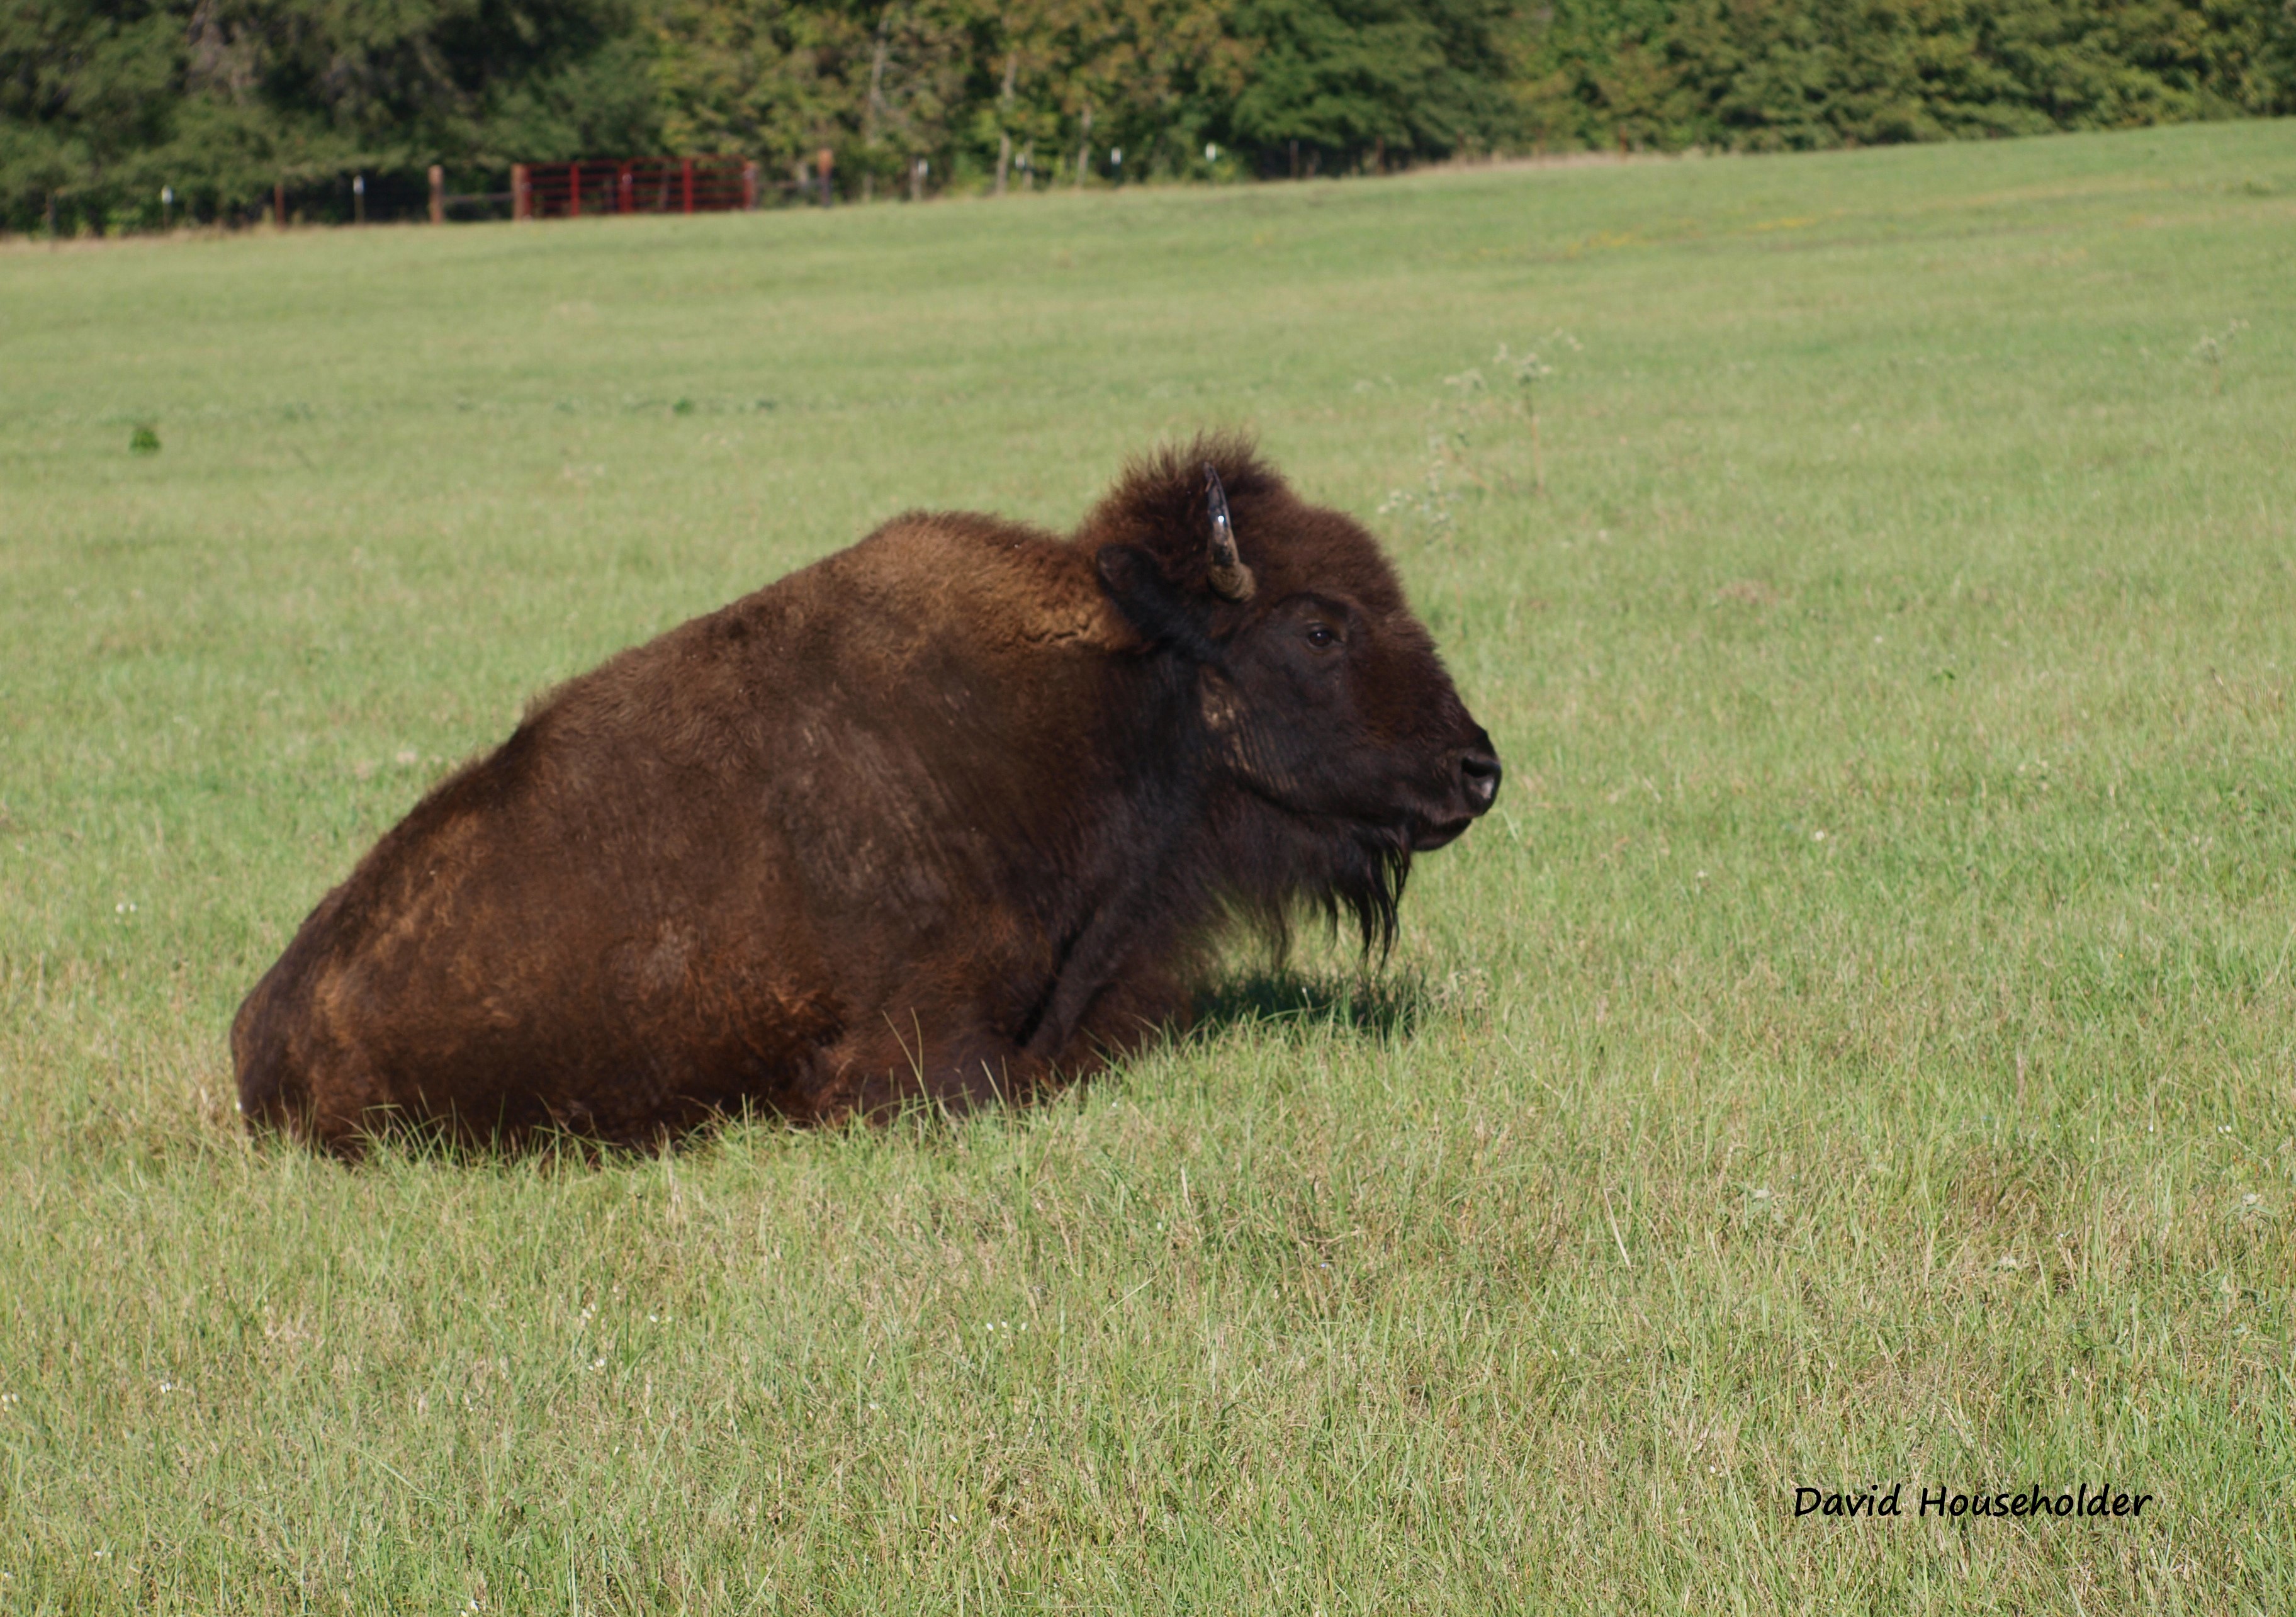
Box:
4;121;2295;1611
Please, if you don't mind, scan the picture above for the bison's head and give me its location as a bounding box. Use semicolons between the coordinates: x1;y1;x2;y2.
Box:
1086;438;1501;951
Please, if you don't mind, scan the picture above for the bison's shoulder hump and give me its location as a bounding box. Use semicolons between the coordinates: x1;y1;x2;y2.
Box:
828;511;1128;656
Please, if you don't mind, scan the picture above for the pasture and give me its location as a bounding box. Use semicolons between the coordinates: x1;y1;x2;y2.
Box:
3;121;2293;1611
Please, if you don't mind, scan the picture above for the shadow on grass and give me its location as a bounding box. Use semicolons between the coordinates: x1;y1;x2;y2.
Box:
1191;967;1429;1044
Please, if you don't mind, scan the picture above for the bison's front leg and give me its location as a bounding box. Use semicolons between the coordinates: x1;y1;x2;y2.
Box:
823;1020;1051;1120
817;965;1185;1122
811;876;1195;1120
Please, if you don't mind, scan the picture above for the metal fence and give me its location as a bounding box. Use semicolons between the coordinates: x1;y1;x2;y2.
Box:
512;159;762;220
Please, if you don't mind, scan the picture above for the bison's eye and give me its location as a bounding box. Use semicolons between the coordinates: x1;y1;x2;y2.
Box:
1304;624;1339;650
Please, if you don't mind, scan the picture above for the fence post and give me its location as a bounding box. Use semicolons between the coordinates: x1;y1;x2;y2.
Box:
570;161;581;218
512;164;530;222
817;147;834;207
743;162;760;210
428;166;444;223
682;158;695;215
275;179;287;228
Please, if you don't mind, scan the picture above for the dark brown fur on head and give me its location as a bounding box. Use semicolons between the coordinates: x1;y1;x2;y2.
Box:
1084;436;1473;957
234;434;1499;1154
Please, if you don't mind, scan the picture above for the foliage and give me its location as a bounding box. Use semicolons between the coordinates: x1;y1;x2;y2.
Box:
653;0;1252;196
1224;0;1514;173
3;1;2295;227
1508;0;2296;152
1;0;658;231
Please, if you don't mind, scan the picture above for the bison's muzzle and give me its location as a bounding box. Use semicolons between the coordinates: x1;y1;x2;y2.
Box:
1415;742;1504;852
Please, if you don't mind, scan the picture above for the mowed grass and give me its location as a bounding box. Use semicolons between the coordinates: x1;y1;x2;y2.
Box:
3;121;2295;1611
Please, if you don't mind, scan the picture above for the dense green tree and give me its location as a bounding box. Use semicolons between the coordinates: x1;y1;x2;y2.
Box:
1;1;185;222
7;0;2294;230
653;0;873;179
1507;0;2296;154
996;0;1246;183
1224;0;1512;172
3;0;656;230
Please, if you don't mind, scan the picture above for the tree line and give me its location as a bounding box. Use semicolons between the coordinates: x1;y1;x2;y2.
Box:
7;0;2292;232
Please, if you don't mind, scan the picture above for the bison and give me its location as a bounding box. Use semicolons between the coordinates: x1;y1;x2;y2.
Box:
234;438;1501;1153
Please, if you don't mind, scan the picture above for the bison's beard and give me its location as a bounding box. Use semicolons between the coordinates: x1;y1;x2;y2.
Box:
1211;802;1412;964
1318;827;1411;961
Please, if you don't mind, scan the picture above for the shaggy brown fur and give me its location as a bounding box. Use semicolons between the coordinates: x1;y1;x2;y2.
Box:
234;437;1501;1154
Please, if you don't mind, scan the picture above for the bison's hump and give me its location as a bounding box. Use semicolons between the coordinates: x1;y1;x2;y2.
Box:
818;512;1130;656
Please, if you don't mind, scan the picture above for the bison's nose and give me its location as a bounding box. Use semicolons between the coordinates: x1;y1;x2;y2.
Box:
1460;749;1502;811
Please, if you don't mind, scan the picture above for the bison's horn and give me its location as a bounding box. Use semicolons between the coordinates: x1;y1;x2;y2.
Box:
1203;463;1256;601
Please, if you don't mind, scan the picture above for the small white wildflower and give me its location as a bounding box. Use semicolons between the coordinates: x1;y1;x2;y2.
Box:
1813;830;1828;842
1996;1254;2021;1270
1751;1187;1770;1200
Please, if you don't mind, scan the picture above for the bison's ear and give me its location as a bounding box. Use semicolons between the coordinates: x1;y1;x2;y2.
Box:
1096;545;1219;661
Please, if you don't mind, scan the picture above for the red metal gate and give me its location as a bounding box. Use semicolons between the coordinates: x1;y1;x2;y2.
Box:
513;159;760;220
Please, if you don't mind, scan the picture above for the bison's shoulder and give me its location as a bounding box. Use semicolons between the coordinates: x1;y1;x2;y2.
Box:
819;510;1131;658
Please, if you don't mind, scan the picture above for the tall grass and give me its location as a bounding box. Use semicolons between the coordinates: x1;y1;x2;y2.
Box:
3;125;2293;1611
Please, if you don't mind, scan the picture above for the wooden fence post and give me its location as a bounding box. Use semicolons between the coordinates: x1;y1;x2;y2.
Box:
742;162;760;210
428;165;444;223
570;161;581;218
275;179;287;228
682;157;695;214
817;148;834;206
512;164;530;222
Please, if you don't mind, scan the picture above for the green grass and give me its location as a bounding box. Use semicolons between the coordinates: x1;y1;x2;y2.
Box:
4;123;2295;1611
